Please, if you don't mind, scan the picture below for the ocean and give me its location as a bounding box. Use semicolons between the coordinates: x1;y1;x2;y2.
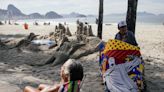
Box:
1;16;163;25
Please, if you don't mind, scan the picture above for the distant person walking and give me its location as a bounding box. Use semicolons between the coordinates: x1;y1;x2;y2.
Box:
115;21;138;46
24;23;29;30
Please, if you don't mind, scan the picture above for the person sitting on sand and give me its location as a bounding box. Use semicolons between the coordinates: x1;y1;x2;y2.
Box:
0;21;4;25
24;59;84;92
34;21;39;26
115;21;138;46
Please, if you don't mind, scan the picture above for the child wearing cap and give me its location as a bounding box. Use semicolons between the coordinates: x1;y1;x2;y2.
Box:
115;21;138;46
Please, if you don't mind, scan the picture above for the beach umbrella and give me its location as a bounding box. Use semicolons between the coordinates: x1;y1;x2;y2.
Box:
126;0;138;35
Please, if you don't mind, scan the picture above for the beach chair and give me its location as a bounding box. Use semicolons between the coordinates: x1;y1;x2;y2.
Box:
98;39;146;91
59;80;81;92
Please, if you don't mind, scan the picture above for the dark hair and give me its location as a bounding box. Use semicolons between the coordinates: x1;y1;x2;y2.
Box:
69;62;84;81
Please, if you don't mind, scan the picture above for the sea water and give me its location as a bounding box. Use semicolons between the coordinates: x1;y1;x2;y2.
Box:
1;16;162;25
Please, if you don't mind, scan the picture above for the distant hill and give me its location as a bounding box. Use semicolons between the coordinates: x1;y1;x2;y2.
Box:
0;9;7;19
0;4;163;24
69;12;86;17
45;11;63;19
137;12;155;16
62;12;86;18
104;11;164;23
0;4;87;20
28;13;44;19
86;14;96;17
0;4;63;20
7;4;25;17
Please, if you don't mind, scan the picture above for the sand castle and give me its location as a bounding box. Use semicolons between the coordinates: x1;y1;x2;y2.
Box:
76;22;94;42
0;22;101;67
43;22;100;66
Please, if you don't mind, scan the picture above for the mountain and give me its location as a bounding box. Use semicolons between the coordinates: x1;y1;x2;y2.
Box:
45;11;63;19
62;12;86;18
137;11;156;16
0;9;7;19
28;13;44;19
137;12;164;23
0;4;63;20
69;12;86;17
86;14;97;17
158;14;164;17
106;13;126;17
106;12;156;17
104;12;164;23
0;4;87;20
0;4;27;19
0;9;7;15
7;4;25;17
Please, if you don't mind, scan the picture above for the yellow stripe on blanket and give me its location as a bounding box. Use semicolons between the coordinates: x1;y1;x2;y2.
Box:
103;39;140;54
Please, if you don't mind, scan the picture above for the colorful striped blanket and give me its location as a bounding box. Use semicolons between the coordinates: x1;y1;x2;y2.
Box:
59;80;81;92
99;39;145;90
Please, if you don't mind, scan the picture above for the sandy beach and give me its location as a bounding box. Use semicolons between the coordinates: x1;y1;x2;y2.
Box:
0;23;164;92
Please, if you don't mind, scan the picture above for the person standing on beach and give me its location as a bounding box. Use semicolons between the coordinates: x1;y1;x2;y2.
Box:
115;21;138;46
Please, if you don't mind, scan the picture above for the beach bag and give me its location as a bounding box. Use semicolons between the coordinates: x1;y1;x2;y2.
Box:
99;39;145;91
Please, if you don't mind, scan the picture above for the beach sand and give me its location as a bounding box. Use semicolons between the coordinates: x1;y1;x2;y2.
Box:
0;23;164;92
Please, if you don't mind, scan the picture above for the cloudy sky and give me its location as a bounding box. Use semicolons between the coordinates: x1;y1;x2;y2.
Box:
0;0;164;15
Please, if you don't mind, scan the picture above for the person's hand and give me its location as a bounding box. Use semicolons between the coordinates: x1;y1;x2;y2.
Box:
48;85;60;92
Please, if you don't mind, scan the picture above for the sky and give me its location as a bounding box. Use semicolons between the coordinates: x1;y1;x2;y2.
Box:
0;0;164;15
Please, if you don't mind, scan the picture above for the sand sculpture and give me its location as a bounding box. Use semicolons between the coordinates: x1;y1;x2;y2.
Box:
0;22;100;66
76;22;94;42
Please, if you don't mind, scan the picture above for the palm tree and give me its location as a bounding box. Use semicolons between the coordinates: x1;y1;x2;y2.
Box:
97;0;104;39
126;0;138;35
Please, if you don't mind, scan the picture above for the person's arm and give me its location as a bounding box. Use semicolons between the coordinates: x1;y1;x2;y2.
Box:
115;33;121;40
124;57;141;72
40;84;61;92
38;84;50;91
